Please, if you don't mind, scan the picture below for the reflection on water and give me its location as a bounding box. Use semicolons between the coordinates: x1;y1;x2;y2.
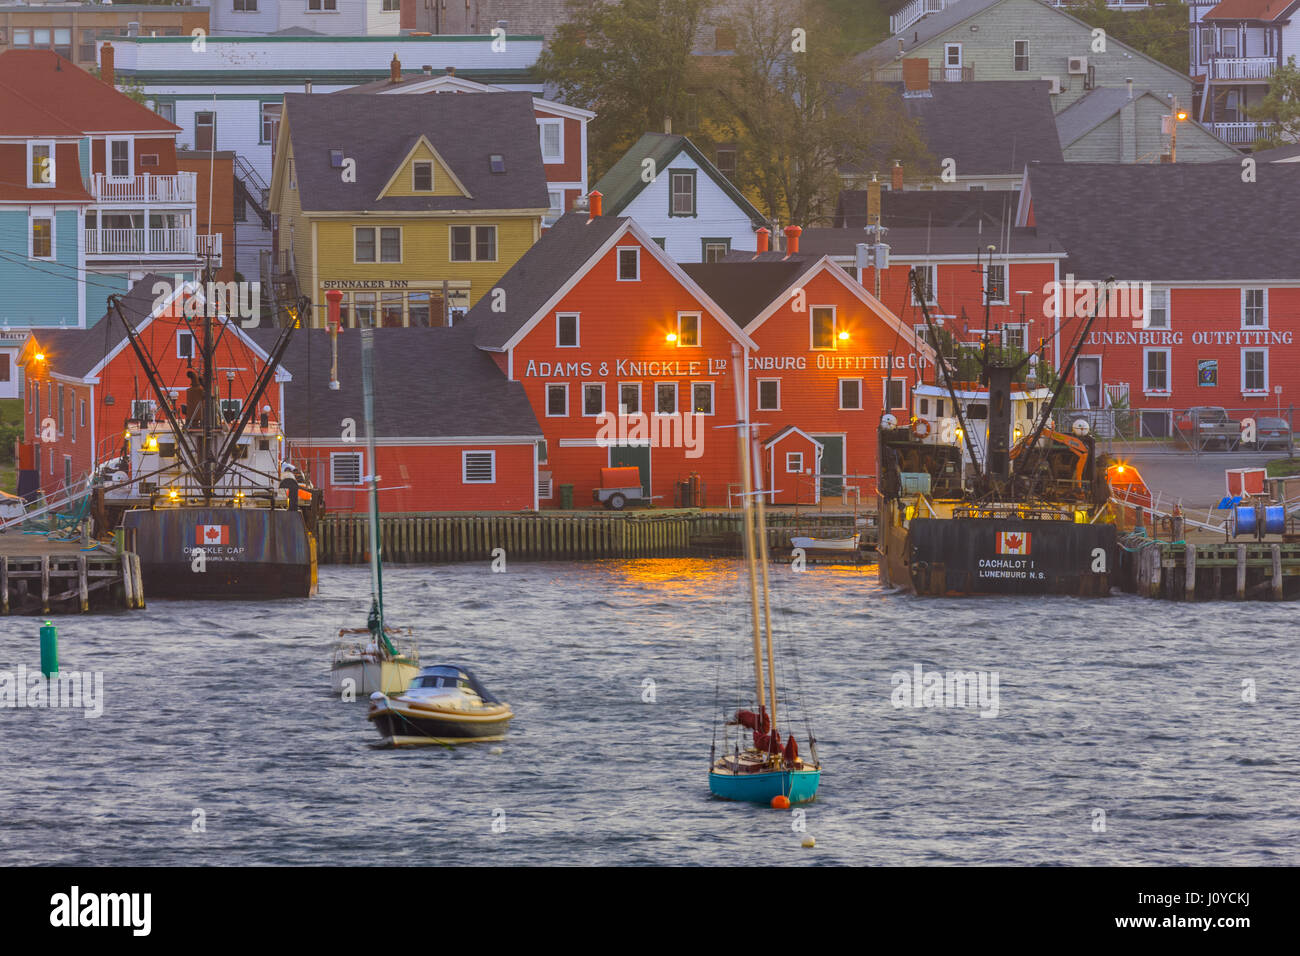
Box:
0;559;1296;866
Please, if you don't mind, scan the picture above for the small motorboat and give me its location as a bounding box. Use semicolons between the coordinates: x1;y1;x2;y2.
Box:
790;532;860;552
367;665;513;747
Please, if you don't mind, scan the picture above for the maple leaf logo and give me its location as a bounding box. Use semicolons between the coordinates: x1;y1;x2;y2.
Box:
1005;534;1022;550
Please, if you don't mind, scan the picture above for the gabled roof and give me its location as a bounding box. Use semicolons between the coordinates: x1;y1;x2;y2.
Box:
1203;0;1300;21
249;324;542;441
1022;162;1300;280
338;71;596;120
835;189;1020;229
0;50;181;135
468;211;757;352
590;132;767;226
762;425;824;449
279;91;550;213
1053;87;1237;153
1240;142;1300;163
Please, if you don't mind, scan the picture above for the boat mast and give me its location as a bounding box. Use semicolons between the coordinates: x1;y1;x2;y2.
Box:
359;328;390;652
730;344;766;716
750;408;778;737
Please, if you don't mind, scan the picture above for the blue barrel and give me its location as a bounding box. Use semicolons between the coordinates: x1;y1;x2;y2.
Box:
1234;505;1257;537
39;621;58;678
1265;505;1286;536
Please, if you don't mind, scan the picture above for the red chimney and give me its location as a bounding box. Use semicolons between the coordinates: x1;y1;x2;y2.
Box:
400;0;416;30
891;160;904;191
588;189;602;218
326;289;342;329
100;41;115;88
390;53;402;83
755;227;770;254
784;225;801;255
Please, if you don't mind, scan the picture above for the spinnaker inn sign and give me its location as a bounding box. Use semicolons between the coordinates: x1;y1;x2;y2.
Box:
1086;330;1294;346
521;352;928;377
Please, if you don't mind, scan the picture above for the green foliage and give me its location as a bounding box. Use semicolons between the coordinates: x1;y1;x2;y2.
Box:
1069;0;1190;75
88;65;151;107
1248;56;1300;148
0;399;24;465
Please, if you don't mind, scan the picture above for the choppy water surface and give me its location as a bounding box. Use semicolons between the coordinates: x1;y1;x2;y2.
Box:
1;560;1296;866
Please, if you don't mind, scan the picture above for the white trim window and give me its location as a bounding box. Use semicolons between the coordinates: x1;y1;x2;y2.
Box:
655;382;678;415
29;213;55;260
618;382;641;414
556;312;579;348
1144;347;1171;394
810;306;837;350
330;451;363;485
107;138;133;180
984;263;1007;304
884;377;906;410
462;450;496;484
839;378;863;410
1145;287;1169;329
450;225;496;262
177;330;194;359
1002;323;1028;352
617;247;640;281
28;141;55;188
676;312;700;347
911;265;936;304
582;382;605;417
545;383;569;417
1242;288;1267;329
354;227;400;263
757;378;780;411
1013;39;1029;72
538;118;564;163
411;160;434;192
1241;348;1268;395
544;188;564;227
691;381;714;415
786;451;804;473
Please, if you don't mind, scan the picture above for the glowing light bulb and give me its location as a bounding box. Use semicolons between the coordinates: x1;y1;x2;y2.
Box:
35;353;45;362
666;332;678;343
838;330;849;341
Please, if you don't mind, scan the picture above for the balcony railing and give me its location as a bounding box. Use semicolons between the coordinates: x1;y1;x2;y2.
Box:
873;64;973;84
1207;56;1276;80
890;0;955;36
1211;120;1275;144
85;227;198;258
198;233;223;267
87;172;197;204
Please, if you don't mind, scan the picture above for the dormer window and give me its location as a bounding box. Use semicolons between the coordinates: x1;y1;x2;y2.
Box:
108;139;132;179
412;160;433;191
28;142;54;187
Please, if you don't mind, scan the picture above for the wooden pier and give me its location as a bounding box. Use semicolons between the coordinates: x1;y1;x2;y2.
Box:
316;510;879;565
0;536;145;614
1124;538;1300;601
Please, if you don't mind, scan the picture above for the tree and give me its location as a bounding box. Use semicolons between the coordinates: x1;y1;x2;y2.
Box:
539;0;714;176
1248;55;1300;148
1069;0;1190;75
89;65;150;107
708;0;932;225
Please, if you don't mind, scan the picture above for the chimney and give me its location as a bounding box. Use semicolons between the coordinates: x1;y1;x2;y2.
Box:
390;53;402;83
588;190;603;218
100;41;115;88
756;227;770;254
891;160;904;191
445;65;455;75
868;173;882;223
423;65;434;76
304;79;312;94
784;225;801;255
400;0;416;30
902;57;930;94
1126;77;1133;99
664;115;673;134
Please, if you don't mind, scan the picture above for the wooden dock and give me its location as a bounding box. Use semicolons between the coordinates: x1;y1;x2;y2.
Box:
315;510;879;565
0;535;145;614
1124;538;1300;601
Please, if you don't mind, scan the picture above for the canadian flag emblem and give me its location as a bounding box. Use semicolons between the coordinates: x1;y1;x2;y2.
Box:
996;531;1031;555
196;525;229;546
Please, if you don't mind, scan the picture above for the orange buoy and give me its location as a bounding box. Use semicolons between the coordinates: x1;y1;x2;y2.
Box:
771;795;791;810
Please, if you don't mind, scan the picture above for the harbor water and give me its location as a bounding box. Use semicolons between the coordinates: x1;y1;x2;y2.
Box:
0;559;1296;866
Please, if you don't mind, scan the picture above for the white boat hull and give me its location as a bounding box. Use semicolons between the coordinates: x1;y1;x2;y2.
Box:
331;658;420;698
790;533;860;552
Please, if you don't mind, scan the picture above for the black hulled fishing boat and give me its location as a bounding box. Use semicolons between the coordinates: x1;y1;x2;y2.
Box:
876;268;1118;597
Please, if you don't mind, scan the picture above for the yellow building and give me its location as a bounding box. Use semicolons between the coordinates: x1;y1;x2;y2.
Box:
269;89;549;327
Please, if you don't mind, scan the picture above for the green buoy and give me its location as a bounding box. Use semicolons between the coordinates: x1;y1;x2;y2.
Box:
40;621;58;678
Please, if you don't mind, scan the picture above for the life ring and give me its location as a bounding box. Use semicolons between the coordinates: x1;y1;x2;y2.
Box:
913;418;931;438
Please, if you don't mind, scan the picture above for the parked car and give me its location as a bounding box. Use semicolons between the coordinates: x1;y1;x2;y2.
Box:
1175;406;1242;449
1250;416;1293;451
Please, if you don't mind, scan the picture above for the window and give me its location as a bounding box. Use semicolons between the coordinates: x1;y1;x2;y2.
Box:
14;29;31;47
462;451;496;483
544;189;564;227
582;383;604;417
811;306;836;350
1200;27;1214;63
617;247;640;281
412;161;433;191
1002;324;1027;352
839;379;863;410
261;103;281;145
1144;348;1170;393
140;154;159;168
702;239;730;262
177;331;194;359
220;399;242;422
786;452;803;473
383;0;400;10
381;292;403;327
80;398;86;427
670;170;696;216
885;378;906;410
655;383;677;415
538;119;563;163
985;264;1006;303
715;145;737;179
1242;288;1266;328
488;153;505;174
1222;30;1237;58
757;379;780;411
29;142;54;187
945;43;962;67
31;217;53;259
911;265;936;304
408;292;431;327
195;112;216;152
108;139;131;178
1146;288;1169;329
353;293;376;328
234;0;258;10
0;355;9;384
677;312;700;347
331;452;362;485
546;383;568;417
58;385;65;435
65;456;72;488
379;227;401;263
450;225;496;262
355;227;376;262
308;0;338;10
691;382;714;415
329;149;345;168
1242;349;1267;393
557;313;579;348
1013;40;1029;72
618;383;641;414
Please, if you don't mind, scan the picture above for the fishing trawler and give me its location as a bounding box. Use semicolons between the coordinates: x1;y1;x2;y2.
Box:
98;280;320;599
876;270;1118;597
710;345;821;806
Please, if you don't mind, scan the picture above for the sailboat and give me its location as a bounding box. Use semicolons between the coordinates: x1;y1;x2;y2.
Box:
330;327;419;697
709;346;821;806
